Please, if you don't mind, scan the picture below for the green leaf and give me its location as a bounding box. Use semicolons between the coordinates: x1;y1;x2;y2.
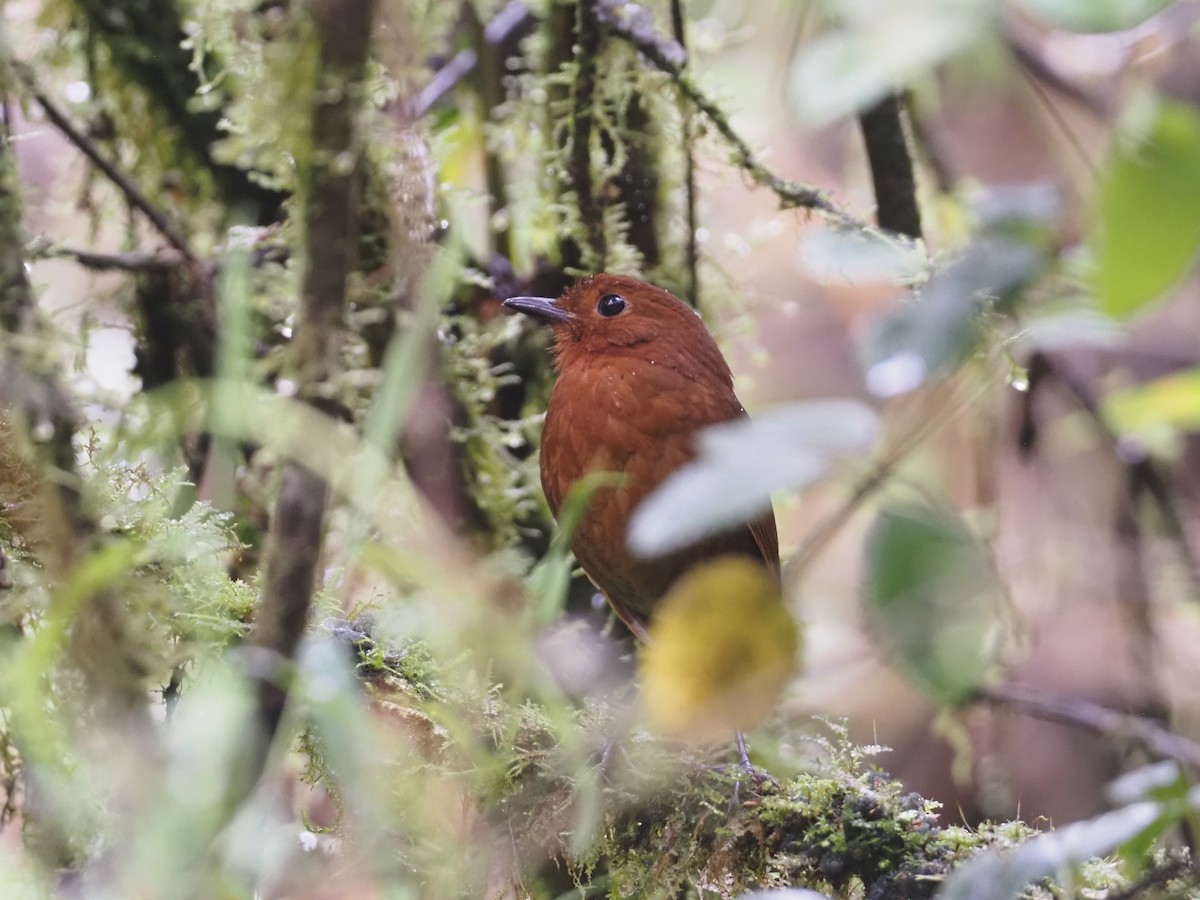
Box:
1092;101;1200;319
628;400;879;558
1011;0;1173;33
789;0;988;126
1103;367;1200;438
863;503;998;705
863;237;1044;396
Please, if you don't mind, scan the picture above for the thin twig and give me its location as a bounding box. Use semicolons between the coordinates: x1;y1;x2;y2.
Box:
406;1;531;120
977;683;1200;771
597;0;865;228
35;245;185;272
788;385;983;582
1004;28;1110;118
1028;351;1200;598
15;66;194;259
1103;854;1192;900
670;0;698;306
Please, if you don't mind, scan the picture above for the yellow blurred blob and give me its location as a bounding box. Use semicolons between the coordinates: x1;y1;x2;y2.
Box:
640;556;801;744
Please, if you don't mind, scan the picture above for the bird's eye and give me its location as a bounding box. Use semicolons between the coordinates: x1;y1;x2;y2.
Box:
596;293;626;317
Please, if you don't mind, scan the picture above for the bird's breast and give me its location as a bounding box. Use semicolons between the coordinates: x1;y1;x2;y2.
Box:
538;357;751;620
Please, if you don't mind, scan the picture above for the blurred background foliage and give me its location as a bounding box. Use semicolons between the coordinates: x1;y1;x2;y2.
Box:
2;0;1200;896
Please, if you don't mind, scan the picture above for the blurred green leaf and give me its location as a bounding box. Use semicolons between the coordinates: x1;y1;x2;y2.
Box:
800;227;928;283
863;237;1045;396
1103;367;1200;438
1092;101;1200;319
863;503;998;705
1015;307;1123;352
939;790;1200;900
628;400;879;557
1107;761;1185;805
127;660;258;894
529;470;624;623
789;0;987;126
1011;0;1173;32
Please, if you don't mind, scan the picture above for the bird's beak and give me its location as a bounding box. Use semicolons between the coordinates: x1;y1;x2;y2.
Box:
503;295;574;324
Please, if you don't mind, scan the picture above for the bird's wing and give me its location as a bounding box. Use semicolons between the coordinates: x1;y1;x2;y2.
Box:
747;512;781;590
636;375;783;587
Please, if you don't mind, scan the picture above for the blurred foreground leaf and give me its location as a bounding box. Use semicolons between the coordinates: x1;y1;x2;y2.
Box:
939;786;1200;900
628;400;879;558
789;0;987;127
641;557;799;743
1011;0;1174;32
1103;366;1200;442
864;503;999;705
1092;100;1200;319
529;470;624;624
862;236;1045;397
800;226;928;284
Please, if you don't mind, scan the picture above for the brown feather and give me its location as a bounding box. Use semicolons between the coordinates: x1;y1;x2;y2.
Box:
523;274;780;632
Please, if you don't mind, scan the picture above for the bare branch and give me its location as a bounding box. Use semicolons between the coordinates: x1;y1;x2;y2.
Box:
15;66;194;259
33;244;185;272
598;0;865;228
977;683;1200;771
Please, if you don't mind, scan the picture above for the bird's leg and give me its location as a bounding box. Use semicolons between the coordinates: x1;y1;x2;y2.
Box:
736;729;752;772
732;730;778;791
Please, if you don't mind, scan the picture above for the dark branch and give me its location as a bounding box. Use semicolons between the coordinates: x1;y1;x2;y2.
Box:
570;0;607;270
250;0;377;770
598;0;864;227
858;92;922;240
671;0;698;305
1004;26;1110;118
977;683;1200;771
34;245;185;272
16;67;194;259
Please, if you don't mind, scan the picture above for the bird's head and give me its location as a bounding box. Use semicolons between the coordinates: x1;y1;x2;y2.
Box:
503;274;733;383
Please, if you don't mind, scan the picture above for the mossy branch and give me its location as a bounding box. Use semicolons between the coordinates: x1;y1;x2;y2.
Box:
596;0;865;228
671;0;698;305
570;0;607;270
1;79;153;868
71;0;286;220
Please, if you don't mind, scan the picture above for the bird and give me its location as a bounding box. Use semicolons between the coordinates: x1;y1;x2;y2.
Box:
503;274;780;638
